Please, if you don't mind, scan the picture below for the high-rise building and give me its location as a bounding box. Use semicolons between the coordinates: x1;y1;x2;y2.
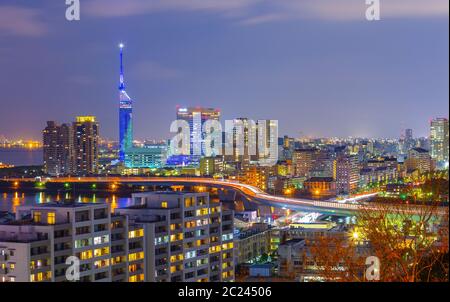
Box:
292;149;318;177
405;147;433;174
175;106;221;159
227;117;257;168
118;44;133;162
0;203;145;282
399;128;414;155
333;155;359;195
116;192;235;282
43;121;73;176
430;118;449;167
73;116;99;175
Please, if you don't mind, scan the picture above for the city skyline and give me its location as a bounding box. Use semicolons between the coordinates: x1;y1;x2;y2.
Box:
0;0;448;140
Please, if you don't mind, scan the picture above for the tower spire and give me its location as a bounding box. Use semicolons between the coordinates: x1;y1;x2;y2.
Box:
119;43;125;91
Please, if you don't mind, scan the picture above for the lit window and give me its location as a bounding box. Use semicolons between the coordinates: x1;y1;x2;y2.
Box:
33;212;41;223
128;229;144;239
161;201;168;208
47;212;56;225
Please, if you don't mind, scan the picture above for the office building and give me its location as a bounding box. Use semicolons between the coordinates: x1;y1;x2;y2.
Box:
430;118;449;167
176;106;221;158
124;144;167;169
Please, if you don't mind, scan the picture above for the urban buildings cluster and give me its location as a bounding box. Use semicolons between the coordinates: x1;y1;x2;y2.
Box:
0;192;234;282
1;44;447;283
43;116;99;176
39;46;449;201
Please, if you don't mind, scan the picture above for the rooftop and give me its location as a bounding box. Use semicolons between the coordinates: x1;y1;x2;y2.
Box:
305;177;334;182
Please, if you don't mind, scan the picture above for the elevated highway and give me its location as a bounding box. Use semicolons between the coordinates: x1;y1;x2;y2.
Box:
2;177;445;216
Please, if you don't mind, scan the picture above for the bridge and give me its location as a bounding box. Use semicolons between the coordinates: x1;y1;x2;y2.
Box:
0;176;384;214
2;177;446;216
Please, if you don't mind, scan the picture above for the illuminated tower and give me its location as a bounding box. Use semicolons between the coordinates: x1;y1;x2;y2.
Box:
118;43;133;161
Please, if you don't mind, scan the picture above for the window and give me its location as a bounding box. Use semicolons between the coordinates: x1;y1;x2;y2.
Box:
94;235;109;245
170;254;184;263
128;252;144;262
170;233;183;242
184;197;195;208
94;247;109;257
184;221;196;229
129;274;144;282
161;201;168;208
94;259;110;269
47;212;56;225
128;229;144;239
196;208;209;216
78;250;93;260
37;272;44;281
33;212;41;223
184;251;196;259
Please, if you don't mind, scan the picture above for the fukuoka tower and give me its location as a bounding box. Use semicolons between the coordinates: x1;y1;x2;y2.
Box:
118;43;133;161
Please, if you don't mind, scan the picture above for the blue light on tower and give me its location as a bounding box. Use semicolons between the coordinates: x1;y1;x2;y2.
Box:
118;43;133;161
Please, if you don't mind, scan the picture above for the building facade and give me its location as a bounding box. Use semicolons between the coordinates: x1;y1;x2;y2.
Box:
430;118;449;168
116;192;234;282
333;155;359;195
0;203;144;282
43;121;74;176
73;116;99;175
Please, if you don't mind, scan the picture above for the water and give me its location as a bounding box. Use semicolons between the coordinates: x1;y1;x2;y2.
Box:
0;148;43;166
0;191;134;213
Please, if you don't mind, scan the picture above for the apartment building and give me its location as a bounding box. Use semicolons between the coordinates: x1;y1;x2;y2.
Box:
0;203;144;282
234;223;271;265
116;191;234;282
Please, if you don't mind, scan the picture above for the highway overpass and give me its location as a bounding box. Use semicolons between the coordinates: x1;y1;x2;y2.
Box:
1;176;382;215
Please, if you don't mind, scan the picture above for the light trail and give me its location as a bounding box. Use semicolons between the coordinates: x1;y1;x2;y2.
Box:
4;177;445;215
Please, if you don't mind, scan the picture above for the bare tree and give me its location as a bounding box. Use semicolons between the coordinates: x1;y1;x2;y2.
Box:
304;201;448;282
356;200;448;282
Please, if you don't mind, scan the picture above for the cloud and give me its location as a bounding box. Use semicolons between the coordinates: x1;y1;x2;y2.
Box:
284;0;449;21
238;13;287;26
85;0;260;18
0;6;47;37
129;60;184;80
85;0;449;24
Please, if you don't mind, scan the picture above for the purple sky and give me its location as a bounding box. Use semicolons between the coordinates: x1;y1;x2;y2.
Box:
0;0;448;141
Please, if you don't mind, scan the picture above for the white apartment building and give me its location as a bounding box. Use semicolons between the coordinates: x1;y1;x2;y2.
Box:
0;203;145;282
116;191;234;282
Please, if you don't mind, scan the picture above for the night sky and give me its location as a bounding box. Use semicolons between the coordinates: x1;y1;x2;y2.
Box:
0;0;448;141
